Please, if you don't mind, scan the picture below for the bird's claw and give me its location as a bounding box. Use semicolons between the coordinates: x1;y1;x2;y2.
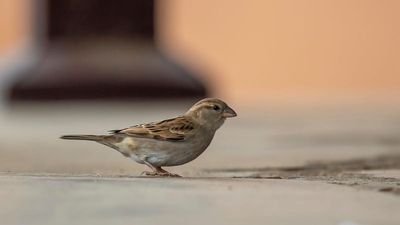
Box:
164;173;181;177
141;171;181;177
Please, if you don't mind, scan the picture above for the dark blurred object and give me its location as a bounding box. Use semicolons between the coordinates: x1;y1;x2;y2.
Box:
9;0;207;101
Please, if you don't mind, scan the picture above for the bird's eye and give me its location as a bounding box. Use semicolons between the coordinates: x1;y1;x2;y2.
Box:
213;105;221;111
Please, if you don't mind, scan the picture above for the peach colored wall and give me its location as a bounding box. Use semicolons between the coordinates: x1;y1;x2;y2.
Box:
158;0;400;104
0;0;29;54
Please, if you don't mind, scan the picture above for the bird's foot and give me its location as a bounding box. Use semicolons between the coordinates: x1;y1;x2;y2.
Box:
141;171;181;177
162;172;181;177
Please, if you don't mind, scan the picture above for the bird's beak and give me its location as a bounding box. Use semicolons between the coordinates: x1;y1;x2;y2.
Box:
222;106;237;118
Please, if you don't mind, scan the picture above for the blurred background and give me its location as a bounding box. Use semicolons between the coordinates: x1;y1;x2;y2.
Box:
159;0;400;105
2;0;399;105
0;0;400;175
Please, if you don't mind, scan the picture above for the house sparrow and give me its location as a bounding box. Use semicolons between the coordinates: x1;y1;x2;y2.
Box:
60;98;237;177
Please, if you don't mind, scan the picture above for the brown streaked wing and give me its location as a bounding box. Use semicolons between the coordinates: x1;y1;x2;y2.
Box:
111;116;195;141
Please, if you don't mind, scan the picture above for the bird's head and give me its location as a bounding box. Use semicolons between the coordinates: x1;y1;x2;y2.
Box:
185;98;237;130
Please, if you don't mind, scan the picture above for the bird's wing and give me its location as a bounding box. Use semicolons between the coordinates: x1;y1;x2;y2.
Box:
109;116;196;142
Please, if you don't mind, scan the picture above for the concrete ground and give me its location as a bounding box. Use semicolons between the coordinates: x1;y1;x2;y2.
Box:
0;101;399;225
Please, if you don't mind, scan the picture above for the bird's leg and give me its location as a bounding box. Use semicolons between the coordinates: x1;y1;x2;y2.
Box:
141;160;181;177
157;167;181;177
141;161;159;176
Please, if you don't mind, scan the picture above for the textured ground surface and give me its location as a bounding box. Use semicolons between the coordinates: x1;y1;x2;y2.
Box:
1;101;399;225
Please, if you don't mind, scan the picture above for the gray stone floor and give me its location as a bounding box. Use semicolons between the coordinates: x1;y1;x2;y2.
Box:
1;101;399;225
1;175;399;225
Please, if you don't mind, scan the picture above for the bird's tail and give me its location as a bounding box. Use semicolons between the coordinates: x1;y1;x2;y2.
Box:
60;135;104;141
60;134;126;156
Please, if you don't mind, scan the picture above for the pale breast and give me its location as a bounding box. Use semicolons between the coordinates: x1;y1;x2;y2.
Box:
115;130;215;167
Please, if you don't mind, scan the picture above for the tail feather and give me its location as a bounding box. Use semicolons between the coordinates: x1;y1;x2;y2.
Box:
60;134;128;157
60;135;103;141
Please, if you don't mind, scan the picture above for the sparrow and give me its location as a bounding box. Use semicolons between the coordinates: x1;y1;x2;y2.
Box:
60;98;237;177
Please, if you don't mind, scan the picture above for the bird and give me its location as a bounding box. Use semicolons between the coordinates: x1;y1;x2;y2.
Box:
60;98;237;177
